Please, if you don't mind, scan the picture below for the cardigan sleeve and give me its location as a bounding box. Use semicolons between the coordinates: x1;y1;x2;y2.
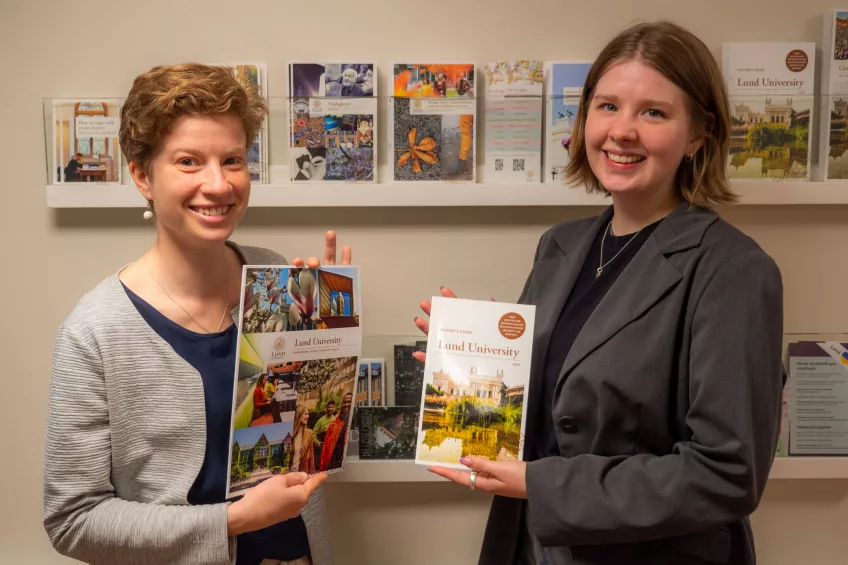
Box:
43;321;236;565
524;249;784;546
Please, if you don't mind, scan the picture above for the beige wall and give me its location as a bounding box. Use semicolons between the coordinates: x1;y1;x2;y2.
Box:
2;0;847;563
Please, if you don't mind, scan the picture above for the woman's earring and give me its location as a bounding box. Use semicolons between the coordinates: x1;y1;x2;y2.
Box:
143;201;154;221
685;153;694;163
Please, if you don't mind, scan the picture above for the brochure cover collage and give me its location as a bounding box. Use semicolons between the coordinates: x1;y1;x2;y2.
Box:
227;264;362;496
226;260;538;493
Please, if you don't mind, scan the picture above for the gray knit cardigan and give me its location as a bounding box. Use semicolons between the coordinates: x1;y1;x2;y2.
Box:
43;242;334;565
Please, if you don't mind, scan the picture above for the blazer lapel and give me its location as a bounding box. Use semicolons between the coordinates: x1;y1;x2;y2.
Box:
554;201;718;392
522;208;613;452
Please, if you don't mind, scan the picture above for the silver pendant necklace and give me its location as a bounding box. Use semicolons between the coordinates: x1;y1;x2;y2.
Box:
597;220;642;278
144;252;231;333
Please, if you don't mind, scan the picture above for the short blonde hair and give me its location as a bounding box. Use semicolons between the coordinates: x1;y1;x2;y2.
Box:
565;20;736;207
119;63;267;173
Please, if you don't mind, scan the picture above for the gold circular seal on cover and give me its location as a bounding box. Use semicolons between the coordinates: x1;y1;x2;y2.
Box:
498;312;526;339
785;49;809;72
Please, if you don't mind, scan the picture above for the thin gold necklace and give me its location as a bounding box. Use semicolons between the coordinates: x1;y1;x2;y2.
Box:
144;252;231;333
597;220;642;278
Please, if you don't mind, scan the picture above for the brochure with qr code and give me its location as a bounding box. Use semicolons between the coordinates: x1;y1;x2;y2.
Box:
415;297;535;470
483;61;544;183
226;265;362;497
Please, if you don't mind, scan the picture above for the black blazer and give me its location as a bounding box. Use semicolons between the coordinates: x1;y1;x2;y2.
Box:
478;201;784;565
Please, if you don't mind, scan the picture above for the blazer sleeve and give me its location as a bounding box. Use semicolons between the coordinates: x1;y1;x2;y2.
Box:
43;322;235;565
524;249;784;546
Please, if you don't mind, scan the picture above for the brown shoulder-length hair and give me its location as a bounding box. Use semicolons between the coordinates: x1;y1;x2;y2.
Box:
565;20;736;207
119;63;267;174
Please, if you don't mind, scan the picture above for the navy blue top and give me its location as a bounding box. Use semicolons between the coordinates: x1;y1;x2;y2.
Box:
122;283;310;564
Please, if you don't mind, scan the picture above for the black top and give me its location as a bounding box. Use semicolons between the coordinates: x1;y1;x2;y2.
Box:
533;217;662;459
122;283;310;564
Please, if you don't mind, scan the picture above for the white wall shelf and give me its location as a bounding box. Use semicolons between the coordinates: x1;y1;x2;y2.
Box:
327;457;445;483
768;457;848;480
46;178;848;209
325;456;848;483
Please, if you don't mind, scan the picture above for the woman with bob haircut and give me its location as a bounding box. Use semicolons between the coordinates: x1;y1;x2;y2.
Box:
415;20;784;565
43;63;346;565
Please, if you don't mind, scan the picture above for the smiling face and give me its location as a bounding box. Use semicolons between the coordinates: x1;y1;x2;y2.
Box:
130;113;249;249
584;58;701;204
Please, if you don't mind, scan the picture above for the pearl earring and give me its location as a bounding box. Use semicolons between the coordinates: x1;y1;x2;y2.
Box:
143;202;154;221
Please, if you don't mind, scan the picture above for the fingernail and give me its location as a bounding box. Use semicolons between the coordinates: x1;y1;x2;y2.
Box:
439;286;445;290
460;457;471;465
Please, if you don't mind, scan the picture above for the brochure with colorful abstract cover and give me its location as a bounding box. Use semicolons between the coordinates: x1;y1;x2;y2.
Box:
288;63;377;183
359;406;420;460
722;43;814;180
415;297;535;470
484;61;544;183
545;63;592;183
226;265;362;497
391;63;477;182
52;99;122;184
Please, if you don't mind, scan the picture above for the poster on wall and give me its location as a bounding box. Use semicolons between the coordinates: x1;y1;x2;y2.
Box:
390;62;477;183
226;265;362;497
288;62;377;183
52;99;123;185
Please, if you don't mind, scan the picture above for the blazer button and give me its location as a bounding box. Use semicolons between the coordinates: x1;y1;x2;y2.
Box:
559;416;576;433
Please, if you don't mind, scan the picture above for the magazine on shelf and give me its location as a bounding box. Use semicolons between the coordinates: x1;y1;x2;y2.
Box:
288;62;377;183
209;62;269;184
390;62;477;182
544;62;592;183
483;60;544;183
415;297;535;470
226;265;362;497
721;43;815;180
821;11;848;179
52;98;123;185
359;406;420;460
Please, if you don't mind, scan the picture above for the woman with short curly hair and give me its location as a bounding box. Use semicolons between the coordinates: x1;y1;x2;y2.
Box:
43;63;348;565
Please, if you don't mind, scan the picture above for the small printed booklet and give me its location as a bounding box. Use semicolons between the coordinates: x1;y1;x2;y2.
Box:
394;341;426;406
722;43;815;180
288;62;377;183
544;63;592;183
359;406;420;460
52;99;123;184
788;341;848;455
390;62;477;182
483;60;545;183
415;297;535;470
226;265;362;497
